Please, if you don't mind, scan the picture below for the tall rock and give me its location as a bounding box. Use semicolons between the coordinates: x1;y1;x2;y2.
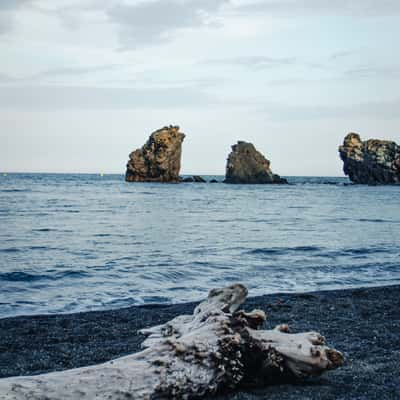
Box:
339;133;400;184
224;141;287;184
125;125;185;183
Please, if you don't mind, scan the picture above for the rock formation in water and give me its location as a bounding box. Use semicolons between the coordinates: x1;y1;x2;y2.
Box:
224;141;287;184
180;176;206;183
339;133;400;184
181;176;194;183
125;125;185;183
193;175;206;183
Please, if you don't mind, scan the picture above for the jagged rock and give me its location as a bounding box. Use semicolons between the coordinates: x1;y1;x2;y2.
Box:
125;126;185;183
181;177;194;183
193;175;206;183
209;179;219;183
339;133;400;184
224;141;287;184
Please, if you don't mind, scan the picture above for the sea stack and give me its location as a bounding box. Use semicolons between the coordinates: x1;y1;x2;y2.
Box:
125;125;185;183
339;133;400;184
224;141;287;184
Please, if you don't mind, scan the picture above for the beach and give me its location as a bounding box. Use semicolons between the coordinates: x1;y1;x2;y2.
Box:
1;284;399;399
2;1;400;397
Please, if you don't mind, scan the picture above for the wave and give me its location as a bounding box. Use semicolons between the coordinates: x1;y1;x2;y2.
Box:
358;218;400;224
0;270;89;282
340;247;391;255
246;246;323;256
0;247;21;253
0;272;51;282
245;245;397;259
0;189;32;193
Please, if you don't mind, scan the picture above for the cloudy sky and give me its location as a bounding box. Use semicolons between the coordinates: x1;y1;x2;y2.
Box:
1;0;399;175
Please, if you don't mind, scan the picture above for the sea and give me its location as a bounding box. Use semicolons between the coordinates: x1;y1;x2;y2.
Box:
1;173;399;318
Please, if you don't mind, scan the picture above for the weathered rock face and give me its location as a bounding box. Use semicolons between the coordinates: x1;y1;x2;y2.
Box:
125;125;185;183
224;141;287;184
339;133;400;184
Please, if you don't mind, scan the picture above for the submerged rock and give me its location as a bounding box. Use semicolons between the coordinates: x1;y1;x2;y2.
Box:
339;133;400;184
125;126;185;183
181;177;194;183
193;175;206;183
224;141;287;184
180;176;206;183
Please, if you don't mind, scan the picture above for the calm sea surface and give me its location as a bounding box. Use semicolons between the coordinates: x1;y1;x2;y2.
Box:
1;173;399;318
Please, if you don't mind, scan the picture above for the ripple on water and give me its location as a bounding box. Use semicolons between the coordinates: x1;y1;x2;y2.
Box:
245;246;323;256
1;173;400;318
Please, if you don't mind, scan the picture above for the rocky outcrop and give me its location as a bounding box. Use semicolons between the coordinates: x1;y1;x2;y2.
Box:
339;133;400;184
224;141;287;184
125;126;185;183
180;176;206;183
193;175;206;183
181;177;194;183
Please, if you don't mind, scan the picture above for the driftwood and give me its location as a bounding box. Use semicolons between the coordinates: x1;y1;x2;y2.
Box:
0;284;343;399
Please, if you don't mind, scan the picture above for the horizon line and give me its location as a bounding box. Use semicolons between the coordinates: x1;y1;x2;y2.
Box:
0;171;346;178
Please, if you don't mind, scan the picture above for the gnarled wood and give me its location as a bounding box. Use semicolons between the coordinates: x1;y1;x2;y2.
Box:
0;284;343;399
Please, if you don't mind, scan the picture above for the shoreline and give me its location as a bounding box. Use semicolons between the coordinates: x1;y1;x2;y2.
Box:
1;284;400;399
2;282;400;321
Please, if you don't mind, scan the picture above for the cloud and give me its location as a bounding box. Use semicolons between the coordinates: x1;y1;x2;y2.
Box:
204;55;296;69
329;49;359;60
0;13;12;34
261;98;400;121
36;64;119;77
106;0;229;47
0;85;217;110
0;0;31;11
0;0;32;34
236;0;400;17
343;65;400;79
27;64;122;82
0;64;121;84
0;73;15;82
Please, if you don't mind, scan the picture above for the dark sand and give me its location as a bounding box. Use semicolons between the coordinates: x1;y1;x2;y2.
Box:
1;285;399;399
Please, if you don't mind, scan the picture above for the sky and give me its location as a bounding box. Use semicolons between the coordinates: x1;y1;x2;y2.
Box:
1;0;399;176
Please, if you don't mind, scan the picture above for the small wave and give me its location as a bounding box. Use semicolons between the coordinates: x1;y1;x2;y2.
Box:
29;246;49;250
1;247;21;253
246;245;322;256
56;270;89;279
0;272;50;282
342;247;390;255
0;269;89;282
0;189;31;193
141;295;171;303
358;218;399;224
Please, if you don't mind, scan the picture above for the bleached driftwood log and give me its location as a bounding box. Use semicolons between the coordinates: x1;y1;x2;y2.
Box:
0;284;343;399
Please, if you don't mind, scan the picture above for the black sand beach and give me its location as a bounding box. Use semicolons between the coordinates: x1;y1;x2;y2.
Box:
1;285;399;399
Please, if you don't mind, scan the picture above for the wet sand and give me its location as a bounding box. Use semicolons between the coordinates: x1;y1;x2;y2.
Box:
1;285;399;399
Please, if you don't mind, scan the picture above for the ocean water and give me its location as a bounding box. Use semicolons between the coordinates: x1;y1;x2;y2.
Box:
0;173;399;318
